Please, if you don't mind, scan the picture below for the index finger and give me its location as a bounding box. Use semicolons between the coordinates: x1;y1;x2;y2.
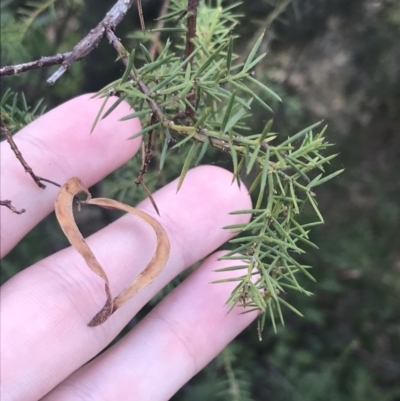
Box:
0;94;141;258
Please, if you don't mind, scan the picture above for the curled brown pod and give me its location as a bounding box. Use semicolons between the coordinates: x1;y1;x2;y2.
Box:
55;177;170;326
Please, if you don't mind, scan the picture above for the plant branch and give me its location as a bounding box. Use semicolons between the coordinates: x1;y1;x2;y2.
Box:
134;115;160;215
0;52;73;77
104;28;166;213
149;0;172;60
0;119;61;189
137;0;146;33
183;0;200;119
246;0;292;55
184;0;200;61
0;119;46;189
47;0;136;85
104;28;166;124
135;114;156;183
0;200;26;214
0;0;137;82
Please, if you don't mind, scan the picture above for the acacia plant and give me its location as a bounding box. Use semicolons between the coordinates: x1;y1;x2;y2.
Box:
0;0;342;335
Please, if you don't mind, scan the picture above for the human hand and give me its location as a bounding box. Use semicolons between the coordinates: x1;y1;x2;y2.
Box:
0;95;257;401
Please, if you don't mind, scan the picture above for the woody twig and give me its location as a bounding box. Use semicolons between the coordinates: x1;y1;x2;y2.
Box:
0;119;46;189
0;200;26;214
0;119;61;190
0;0;137;84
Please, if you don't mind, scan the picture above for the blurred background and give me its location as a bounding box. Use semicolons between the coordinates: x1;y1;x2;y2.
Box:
1;0;400;400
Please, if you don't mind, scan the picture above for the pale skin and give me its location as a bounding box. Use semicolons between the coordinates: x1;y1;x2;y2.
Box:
0;94;257;401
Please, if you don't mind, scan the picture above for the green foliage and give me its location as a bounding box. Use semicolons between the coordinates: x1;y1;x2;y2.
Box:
264;342;400;401
0;89;46;133
1;0;57;63
93;0;341;333
174;345;256;401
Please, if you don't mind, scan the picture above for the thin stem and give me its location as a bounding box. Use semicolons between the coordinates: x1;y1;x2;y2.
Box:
36;177;61;188
105;28;170;215
134;114;160;215
47;0;136;85
184;0;200;61
0;0;136;82
0;200;26;214
0;52;73;77
184;0;200;119
137;0;146;33
135;115;156;184
104;29;165;124
0;119;45;189
149;0;172;60
246;0;292;55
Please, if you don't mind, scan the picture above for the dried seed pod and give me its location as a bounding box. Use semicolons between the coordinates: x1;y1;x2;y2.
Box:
55;177;170;326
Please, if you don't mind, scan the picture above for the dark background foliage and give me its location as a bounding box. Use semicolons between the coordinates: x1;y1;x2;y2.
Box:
1;0;399;399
